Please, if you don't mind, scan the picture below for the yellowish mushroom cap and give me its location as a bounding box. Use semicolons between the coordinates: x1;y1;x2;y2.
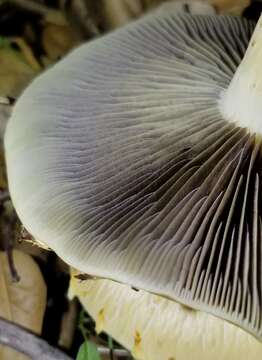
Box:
70;272;262;360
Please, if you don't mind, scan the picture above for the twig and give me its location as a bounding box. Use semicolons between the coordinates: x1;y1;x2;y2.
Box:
97;346;130;357
0;317;73;360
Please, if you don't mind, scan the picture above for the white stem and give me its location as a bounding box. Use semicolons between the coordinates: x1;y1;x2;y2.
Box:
220;15;262;135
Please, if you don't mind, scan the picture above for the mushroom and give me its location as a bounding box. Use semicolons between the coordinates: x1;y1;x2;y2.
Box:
70;271;262;360
4;3;262;352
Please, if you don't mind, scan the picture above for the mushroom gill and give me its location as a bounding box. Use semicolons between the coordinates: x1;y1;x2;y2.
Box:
4;7;262;341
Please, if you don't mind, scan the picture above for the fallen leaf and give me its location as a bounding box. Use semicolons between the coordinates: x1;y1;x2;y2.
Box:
0;46;36;98
10;37;41;71
102;0;251;29
0;250;47;360
42;23;80;62
212;0;250;14
103;0;143;28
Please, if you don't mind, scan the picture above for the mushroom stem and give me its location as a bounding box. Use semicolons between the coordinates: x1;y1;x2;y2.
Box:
220;15;262;134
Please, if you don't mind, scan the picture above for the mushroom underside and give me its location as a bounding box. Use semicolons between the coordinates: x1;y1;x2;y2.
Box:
5;11;262;339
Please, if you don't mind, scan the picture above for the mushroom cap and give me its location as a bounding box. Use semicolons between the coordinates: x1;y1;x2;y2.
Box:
4;9;261;339
70;273;262;360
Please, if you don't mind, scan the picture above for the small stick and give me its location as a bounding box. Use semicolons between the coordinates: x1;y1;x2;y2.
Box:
97;346;130;357
0;317;73;360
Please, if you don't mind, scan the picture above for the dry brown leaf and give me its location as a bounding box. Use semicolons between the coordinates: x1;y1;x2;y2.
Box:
10;38;41;71
0;48;36;98
44;10;68;26
0;250;47;360
212;0;250;14
102;0;251;28
42;23;80;62
58;299;78;350
103;0;143;28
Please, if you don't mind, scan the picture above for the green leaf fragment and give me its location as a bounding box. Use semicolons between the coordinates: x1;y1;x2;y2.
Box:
76;341;101;360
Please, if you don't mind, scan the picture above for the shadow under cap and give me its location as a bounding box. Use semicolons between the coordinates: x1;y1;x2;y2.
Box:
5;9;262;340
